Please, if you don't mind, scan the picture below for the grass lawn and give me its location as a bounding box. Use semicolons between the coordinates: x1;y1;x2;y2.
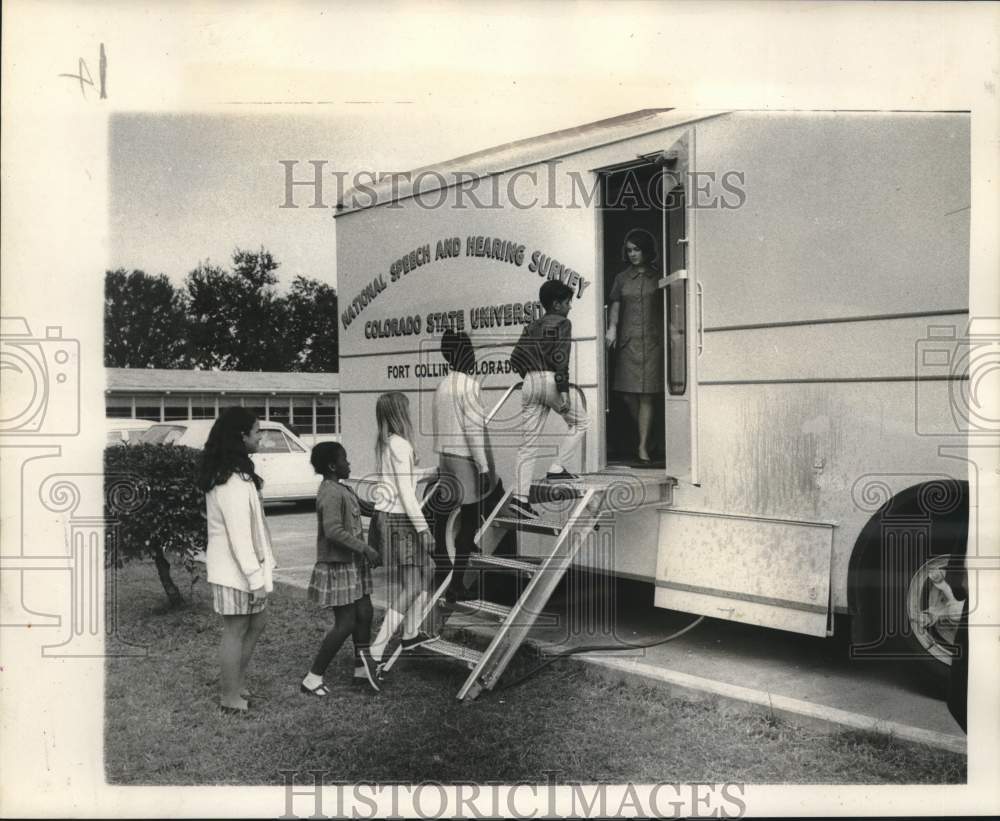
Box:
105;562;966;785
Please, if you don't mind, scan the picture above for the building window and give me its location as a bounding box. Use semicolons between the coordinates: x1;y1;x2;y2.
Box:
292;396;315;437
164;395;190;421
268;396;291;428
106;396;133;418
134;395;162;422
316;397;339;434
242;395;266;420
218;395;242;410
191;395;216;419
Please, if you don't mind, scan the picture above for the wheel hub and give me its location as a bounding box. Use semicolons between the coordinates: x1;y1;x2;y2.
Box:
907;555;964;664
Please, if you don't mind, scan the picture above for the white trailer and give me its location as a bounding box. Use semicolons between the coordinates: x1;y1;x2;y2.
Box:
334;109;970;694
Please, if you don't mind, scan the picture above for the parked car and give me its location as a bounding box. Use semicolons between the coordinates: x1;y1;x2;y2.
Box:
135;419;321;503
105;417;155;446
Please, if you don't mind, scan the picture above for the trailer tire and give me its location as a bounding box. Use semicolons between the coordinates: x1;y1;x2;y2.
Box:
848;478;968;692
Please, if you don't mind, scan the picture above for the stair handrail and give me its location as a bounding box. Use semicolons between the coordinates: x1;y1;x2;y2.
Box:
484;381;588;426
484;381;523;425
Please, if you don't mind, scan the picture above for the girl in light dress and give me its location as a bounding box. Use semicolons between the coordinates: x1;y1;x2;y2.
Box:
367;392;438;670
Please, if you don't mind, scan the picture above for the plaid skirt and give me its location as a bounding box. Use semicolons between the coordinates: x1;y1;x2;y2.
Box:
211;583;267;616
307;558;373;608
370;511;435;571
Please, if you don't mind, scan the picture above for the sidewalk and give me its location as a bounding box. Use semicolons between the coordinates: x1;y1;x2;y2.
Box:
273;556;965;754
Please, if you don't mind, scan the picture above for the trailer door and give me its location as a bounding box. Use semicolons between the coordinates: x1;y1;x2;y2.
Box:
660;134;699;485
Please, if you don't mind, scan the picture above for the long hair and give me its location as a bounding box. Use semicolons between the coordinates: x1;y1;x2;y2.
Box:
621;227;659;266
374;392;415;473
197;407;263;492
441;329;475;374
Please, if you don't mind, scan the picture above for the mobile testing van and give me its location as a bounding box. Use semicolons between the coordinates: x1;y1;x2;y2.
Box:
332;109;972;699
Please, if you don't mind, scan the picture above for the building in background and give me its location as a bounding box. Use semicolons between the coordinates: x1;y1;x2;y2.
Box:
105;368;340;444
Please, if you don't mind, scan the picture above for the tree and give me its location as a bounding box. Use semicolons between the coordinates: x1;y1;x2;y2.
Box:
104;269;190;368
284;275;339;372
105;248;339;372
185;247;295;370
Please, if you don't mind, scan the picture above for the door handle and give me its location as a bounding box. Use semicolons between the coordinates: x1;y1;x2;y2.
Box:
696;281;704;357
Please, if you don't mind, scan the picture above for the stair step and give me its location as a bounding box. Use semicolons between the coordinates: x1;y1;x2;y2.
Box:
493;515;564;536
528;483;586;505
421;638;483;667
469;554;539;574
443;598;513;621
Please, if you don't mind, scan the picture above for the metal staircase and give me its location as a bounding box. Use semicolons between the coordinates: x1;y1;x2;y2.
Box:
373;381;674;701
385;471;671;701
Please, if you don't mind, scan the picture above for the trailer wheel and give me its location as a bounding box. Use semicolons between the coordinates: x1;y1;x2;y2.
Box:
848;478;967;690
904;554;965;668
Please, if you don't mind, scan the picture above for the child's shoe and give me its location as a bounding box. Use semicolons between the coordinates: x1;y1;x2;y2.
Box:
299;679;331;698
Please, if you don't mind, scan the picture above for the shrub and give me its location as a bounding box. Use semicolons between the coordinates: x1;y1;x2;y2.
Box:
104;444;206;607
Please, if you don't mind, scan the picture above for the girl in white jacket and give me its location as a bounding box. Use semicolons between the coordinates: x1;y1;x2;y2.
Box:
368;392;438;667
197;408;276;715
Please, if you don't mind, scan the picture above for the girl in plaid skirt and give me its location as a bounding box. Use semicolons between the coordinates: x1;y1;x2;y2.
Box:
368;392;438;668
301;442;384;696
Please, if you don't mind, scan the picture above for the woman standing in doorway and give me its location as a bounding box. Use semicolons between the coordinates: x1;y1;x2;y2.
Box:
198;407;276;715
605;228;664;464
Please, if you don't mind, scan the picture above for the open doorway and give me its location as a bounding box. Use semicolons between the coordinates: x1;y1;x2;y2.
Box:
600;160;685;468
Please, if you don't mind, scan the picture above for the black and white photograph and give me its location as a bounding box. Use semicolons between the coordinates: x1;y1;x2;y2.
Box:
1;1;998;818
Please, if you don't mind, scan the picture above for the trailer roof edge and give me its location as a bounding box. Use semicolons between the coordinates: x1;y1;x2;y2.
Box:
333;108;732;217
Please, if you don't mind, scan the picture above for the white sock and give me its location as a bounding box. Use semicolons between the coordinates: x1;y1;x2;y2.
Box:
402;592;428;640
302;671;323;689
369;608;403;661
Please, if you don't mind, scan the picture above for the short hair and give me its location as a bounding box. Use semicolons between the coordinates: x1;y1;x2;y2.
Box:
310;440;345;475
440;329;475;373
621;228;659;265
539;279;574;310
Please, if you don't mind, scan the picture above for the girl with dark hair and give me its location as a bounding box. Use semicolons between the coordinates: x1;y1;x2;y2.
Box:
433;329;496;600
300;442;383;696
604;227;663;463
199;407;276;715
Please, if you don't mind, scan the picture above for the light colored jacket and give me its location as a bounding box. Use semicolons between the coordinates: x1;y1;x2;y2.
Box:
432;370;491;472
373;434;429;533
205;473;277;592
